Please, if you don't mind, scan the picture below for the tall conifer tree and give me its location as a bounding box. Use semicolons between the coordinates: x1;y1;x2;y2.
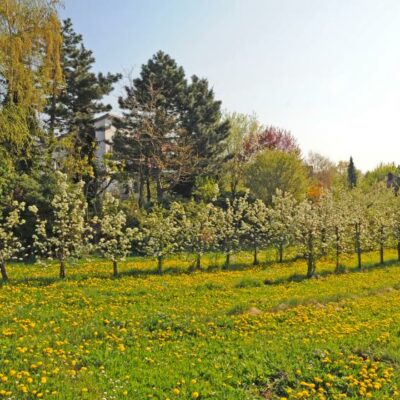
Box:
114;51;229;204
347;156;357;189
46;19;121;197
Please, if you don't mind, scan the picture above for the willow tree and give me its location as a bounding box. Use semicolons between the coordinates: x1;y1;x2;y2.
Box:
0;0;63;161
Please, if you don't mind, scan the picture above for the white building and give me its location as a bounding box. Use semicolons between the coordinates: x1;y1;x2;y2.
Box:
94;113;120;163
93;113;136;198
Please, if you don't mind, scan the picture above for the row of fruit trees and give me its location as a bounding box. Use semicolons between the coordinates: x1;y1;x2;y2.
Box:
1;172;400;280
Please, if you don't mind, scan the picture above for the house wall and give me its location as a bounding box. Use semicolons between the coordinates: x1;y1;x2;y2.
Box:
95;115;117;163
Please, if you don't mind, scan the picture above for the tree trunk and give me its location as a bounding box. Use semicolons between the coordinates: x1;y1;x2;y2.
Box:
278;244;283;263
146;173;151;203
355;224;362;270
113;260;118;277
0;261;8;282
156;172;163;203
224;253;230;269
253;246;259;265
307;256;315;278
138;170;144;209
321;229;327;256
157;256;163;274
59;260;66;279
196;253;201;270
335;227;340;273
398;241;400;261
306;233;315;278
379;226;384;265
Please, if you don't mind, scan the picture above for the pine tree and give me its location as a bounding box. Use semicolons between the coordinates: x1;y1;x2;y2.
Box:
114;51;229;204
175;75;230;196
115;51;191;204
347;156;357;189
46;19;121;194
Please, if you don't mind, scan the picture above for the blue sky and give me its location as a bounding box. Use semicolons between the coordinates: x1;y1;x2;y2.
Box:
61;0;400;171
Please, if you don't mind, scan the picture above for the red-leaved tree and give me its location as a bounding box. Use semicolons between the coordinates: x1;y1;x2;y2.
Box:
242;126;300;160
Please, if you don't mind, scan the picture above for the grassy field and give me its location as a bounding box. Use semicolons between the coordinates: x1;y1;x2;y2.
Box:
1;251;400;399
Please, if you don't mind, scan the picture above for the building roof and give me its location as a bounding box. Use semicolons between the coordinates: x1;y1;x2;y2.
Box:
93;112;122;123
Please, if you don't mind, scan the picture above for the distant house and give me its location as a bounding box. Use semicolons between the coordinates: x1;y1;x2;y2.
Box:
53;113;135;198
93;113;121;164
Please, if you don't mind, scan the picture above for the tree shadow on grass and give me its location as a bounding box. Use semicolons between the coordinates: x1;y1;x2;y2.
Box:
3;254;400;289
269;258;400;286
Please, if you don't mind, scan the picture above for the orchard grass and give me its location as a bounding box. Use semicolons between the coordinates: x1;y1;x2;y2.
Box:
1;250;400;399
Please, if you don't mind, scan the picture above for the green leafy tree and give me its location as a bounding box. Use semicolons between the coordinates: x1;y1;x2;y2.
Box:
192;176;220;203
245;149;308;204
361;163;399;189
221;112;263;196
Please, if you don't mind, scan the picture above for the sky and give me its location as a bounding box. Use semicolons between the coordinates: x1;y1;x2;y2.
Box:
61;0;400;172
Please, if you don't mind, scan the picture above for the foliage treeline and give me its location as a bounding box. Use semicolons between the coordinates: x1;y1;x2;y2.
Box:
1;171;400;281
